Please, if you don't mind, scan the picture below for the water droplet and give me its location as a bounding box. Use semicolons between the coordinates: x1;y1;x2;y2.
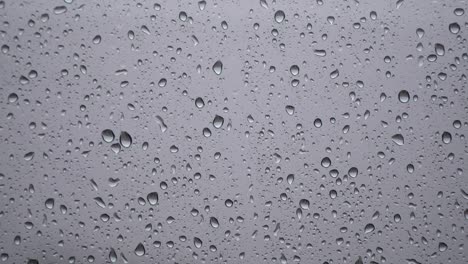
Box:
158;78;167;87
225;199;233;207
209;217;219;228
45;198;55;209
179;11;188;22
194;237;203;248
299;199;310;210
24;152;34;161
203;127;212;137
213;115;224;129
8;93;18;103
285;105;295;115
290;65;299;76
438;242;448;252
394;214;401;223
321;157;331;168
274;10;285;23
348;167;358;177
213;60;223;75
195;97;205;108
92;35;101;44
442;131;452;144
287;174;294;184
101;129;115;143
147;192;158;205
53;6;67;14
134;243;145;256
119;131;132;148
435;43;445;56
454;8;465;16
364;223;375;234
330;69;339;79
398;90;410;103
109;248;117;263
260;0;269;9
449;23;460;34
391;134;405;146
313;118;322;128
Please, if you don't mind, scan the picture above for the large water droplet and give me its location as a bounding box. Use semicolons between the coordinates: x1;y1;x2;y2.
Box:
285;105;295;115
299;199;310;210
449;23;460;34
213;115;224;129
391;134;404;146
213;60;223;75
274;10;285;23
194;237;203;248
119;131;132;148
441;131;452;144
147;192;159;205
101;129;115;143
364;223;375;234
134;243;145;256
398;90;410;103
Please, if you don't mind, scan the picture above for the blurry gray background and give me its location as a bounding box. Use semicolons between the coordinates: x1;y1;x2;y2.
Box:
0;0;467;263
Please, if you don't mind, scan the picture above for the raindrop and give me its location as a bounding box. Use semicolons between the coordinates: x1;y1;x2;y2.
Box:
194;237;203;248
92;35;101;44
441;132;452;144
314;118;322;128
213;60;223;75
45;198;55;209
449;23;460;34
119;131;132;148
299;199;310;210
364;223;375;234
398;90;410;103
391;134;405;146
274;10;285;23
435;43;445;56
209;217;219;228
24;152;34;161
8;93;18;103
147;192;159;205
195;97;205;108
213;115;224;129
285;105;295;115
348;167;358;177
101;129;115;143
290;65;299;76
321;157;331;168
330;69;339;79
203;128;212;137
287;174;294;184
438;242;447;252
134;243;145;256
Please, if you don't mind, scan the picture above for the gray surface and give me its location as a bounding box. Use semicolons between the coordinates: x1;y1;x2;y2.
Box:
0;0;467;263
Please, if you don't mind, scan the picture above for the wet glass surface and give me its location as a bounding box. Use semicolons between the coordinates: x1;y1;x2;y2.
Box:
0;0;467;263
